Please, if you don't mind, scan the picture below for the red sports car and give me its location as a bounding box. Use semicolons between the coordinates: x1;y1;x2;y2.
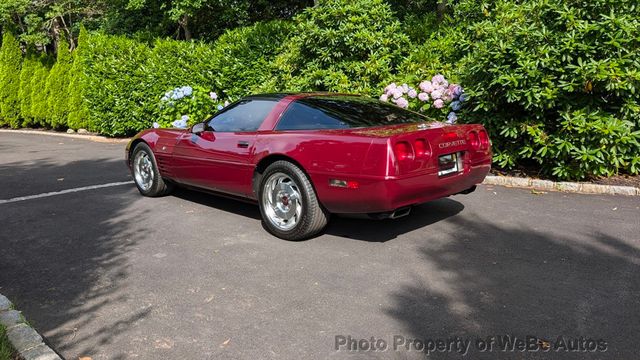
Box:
126;93;491;240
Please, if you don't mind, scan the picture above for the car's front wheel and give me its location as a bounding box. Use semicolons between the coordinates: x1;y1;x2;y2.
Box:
258;161;329;240
131;142;174;197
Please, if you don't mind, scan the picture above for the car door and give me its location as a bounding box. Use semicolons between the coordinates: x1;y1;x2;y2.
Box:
172;98;279;196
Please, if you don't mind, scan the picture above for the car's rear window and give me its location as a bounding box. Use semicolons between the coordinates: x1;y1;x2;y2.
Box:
275;95;429;130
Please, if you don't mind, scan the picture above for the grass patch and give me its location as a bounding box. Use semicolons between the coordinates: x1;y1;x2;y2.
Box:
0;324;18;360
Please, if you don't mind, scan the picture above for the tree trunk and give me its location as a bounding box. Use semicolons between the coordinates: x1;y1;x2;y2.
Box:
437;0;448;21
179;15;192;41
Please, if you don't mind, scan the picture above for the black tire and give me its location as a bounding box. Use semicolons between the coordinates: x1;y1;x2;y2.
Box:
131;142;174;197
258;160;329;240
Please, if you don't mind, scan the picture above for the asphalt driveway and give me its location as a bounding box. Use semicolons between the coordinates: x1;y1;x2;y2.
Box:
0;132;639;359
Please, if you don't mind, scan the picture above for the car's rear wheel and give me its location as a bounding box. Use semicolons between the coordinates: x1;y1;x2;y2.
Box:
131;142;174;197
258;161;329;240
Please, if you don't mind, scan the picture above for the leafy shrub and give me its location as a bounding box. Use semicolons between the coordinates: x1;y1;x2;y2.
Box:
210;20;294;98
454;0;640;179
155;86;228;128
263;0;409;94
0;32;23;128
45;37;73;129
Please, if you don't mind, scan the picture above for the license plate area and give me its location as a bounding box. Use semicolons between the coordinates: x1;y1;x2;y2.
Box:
438;152;462;177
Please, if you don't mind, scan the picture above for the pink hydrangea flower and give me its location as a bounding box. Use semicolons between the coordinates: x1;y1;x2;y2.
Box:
431;89;443;100
396;97;409;108
393;89;404;99
433;99;445;109
401;83;410;93
380;94;389;102
442;89;454;102
418;92;429;101
419;81;434;93
408;89;417;98
433;75;449;87
385;83;397;93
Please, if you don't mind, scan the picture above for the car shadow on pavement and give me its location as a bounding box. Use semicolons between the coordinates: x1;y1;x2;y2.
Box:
171;187;262;220
0;158;149;359
171;187;464;243
385;215;640;359
324;198;465;242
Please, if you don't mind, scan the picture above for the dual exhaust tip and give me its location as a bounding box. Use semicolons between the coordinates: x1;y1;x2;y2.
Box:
367;185;477;220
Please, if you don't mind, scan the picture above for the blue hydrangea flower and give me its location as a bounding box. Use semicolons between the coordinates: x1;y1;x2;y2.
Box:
447;112;458;124
459;93;468;103
182;86;193;97
181;115;189;122
217;104;224;111
172;119;188;128
450;101;462;111
152;122;160;128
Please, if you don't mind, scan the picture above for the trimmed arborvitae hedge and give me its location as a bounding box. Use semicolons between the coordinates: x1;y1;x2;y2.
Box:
45;37;73;129
18;55;37;127
67;27;90;130
30;58;51;126
0;32;23;128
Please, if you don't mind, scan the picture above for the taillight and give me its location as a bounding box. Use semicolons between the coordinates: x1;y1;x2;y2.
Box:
478;130;490;149
413;139;431;158
468;131;480;150
394;141;413;161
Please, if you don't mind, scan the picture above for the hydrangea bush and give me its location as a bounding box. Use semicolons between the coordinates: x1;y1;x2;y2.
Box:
155;85;229;129
380;74;466;124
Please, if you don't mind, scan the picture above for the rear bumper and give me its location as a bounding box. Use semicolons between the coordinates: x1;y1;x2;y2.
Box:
313;162;490;214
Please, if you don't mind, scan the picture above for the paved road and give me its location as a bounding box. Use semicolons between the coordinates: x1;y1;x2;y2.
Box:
0;132;638;360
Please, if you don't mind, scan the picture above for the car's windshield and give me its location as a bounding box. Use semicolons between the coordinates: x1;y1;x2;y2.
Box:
284;95;432;129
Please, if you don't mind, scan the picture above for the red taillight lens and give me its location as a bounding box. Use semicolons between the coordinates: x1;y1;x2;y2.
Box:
394;141;413;161
468;131;480;150
478;130;490;149
414;139;431;158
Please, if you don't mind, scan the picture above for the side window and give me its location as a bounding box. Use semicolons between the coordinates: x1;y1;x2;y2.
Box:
208;99;277;132
275;101;350;131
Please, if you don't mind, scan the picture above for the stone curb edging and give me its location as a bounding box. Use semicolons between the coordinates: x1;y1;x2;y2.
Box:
483;175;639;196
0;294;63;360
0;129;130;143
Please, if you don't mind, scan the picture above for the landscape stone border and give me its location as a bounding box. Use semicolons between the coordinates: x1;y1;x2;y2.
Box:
0;294;62;360
0;129;129;143
483;175;639;196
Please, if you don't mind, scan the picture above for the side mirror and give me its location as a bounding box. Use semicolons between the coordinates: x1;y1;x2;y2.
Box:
191;123;206;135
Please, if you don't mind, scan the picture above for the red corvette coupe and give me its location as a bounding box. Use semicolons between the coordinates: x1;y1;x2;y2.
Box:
126;93;491;240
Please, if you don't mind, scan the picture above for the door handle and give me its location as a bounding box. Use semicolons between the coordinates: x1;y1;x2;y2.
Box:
237;141;249;148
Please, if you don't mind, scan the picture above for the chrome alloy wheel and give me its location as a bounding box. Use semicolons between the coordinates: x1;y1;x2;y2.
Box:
133;151;154;191
262;172;303;231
